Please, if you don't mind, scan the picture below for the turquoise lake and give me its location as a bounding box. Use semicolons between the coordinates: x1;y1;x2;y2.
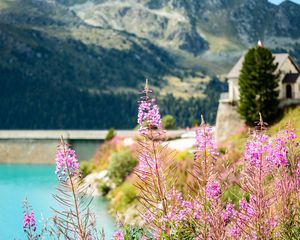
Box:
0;164;116;239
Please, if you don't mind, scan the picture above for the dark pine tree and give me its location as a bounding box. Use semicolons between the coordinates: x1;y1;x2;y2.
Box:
238;46;280;126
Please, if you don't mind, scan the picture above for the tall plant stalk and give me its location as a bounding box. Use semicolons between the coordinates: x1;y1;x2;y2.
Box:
191;118;226;239
135;81;178;238
52;138;99;240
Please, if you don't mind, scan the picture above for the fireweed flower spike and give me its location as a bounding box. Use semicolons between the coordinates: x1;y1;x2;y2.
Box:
244;131;270;168
135;80;179;238
137;79;163;137
266;135;287;167
222;202;236;225
273;125;300;238
192;119;226;239
55;138;80;181
194;116;218;161
113;230;124;240
52;138;99;239
233;117;280;239
23;211;36;233
22;199;41;240
205;181;221;201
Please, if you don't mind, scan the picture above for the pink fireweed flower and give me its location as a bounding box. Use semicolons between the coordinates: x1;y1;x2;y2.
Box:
247;196;257;218
138;97;163;136
192;200;202;220
194;124;218;161
165;187;183;202
229;225;241;238
265;218;278;229
194;208;202;220
227;199;255;239
178;201;194;221
142;211;155;224
228;222;245;239
113;230;124;240
237;199;256;224
244;132;269;168
55;141;80;181
165;189;194;223
266;135;287;167
297;161;300;175
138;154;157;180
23;210;36;232
87;235;93;240
285;127;297;141
240;198;256;219
222;203;235;224
205;181;222;201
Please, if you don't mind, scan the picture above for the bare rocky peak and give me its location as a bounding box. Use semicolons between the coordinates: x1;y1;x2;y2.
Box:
1;0;300;65
68;0;209;55
51;0;299;61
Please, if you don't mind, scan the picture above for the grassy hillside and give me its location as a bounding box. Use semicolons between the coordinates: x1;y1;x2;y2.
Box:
269;106;300;138
221;105;300;158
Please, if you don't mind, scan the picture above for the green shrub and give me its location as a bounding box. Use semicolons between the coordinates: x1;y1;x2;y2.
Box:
175;150;193;162
119;183;137;206
109;183;137;211
80;161;94;177
162;114;176;129
218;147;227;155
107;150;137;185
105;128;116;141
98;182;111;196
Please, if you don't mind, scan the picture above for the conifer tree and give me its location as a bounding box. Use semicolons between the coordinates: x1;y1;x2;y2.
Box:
238;46;280;125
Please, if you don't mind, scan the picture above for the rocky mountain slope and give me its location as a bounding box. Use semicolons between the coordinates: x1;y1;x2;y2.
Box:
0;0;299;129
67;0;300;61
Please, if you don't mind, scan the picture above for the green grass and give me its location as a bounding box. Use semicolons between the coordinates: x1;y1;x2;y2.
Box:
108;182;137;212
268;106;300;140
223;106;300;152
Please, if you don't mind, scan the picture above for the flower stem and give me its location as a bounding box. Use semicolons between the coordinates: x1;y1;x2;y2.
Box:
64;144;85;240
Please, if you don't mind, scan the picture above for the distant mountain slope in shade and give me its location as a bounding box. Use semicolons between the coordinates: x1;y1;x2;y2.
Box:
0;0;299;129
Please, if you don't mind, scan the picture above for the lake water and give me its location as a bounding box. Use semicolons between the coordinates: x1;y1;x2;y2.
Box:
0;164;116;239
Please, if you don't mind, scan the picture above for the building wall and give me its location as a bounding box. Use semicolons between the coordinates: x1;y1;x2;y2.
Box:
229;58;300;100
295;78;300;99
215;102;245;143
279;58;298;74
278;58;299;99
228;78;240;101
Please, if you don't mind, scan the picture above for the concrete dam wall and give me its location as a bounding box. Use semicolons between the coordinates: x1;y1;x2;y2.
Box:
0;130;135;164
0;139;59;164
